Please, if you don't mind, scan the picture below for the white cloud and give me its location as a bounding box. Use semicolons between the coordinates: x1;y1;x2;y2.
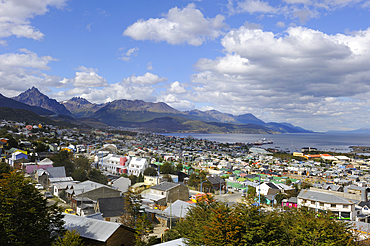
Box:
123;72;167;85
236;0;278;14
147;62;154;71
52;72;168;103
276;21;286;27
187;25;370;131
119;47;139;61
157;94;194;111
0;49;63;96
0;0;68;41
123;3;228;46
167;81;187;94
60;66;108;87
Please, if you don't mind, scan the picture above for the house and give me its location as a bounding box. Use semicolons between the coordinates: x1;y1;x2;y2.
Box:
101;154;130;174
66;180;121;208
7;151;28;168
256;182;280;196
25;158;54;174
95;197;127;222
127;157;148;176
207;176;226;193
155;200;193;228
111;176;131;194
298;189;356;220
63;213;136;246
143;182;189;206
282;197;298;208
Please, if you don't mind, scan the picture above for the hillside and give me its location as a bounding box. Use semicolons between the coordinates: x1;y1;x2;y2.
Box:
0;107;69;126
13;87;72;115
62;97;106;118
0;93;54;115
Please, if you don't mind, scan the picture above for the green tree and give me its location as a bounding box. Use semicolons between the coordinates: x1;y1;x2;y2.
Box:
72;167;88;182
176;163;183;172
143;167;157;176
35;142;49;153
121;191;156;246
73;155;90;171
162;228;181;242
88;168;107;184
51;151;74;176
52;230;84;246
247;185;256;199
137;172;144;183
160;162;174;174
0;162;12;179
0;171;65;245
177;199;356;246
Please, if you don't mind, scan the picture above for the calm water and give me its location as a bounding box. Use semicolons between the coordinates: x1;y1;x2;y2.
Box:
162;133;370;153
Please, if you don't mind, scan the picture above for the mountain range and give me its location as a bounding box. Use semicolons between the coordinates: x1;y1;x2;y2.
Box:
1;87;314;134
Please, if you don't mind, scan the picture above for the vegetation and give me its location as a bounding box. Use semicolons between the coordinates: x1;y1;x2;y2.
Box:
144;167;157;176
176;198;356;246
0;171;65;245
121;191;156;246
52;230;84;246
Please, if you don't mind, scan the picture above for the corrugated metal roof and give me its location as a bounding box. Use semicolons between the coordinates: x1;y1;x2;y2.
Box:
298;190;355;205
63;213;121;242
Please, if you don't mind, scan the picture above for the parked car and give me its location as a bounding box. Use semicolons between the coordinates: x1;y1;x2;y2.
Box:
35;184;43;190
64;209;76;215
44;192;53;198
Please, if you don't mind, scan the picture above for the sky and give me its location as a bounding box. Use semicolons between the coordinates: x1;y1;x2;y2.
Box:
1;0;370;132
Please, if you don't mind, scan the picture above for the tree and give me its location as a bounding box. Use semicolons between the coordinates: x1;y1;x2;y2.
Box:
51;151;74;176
52;230;84;246
72;168;88;182
176;163;183;172
35;142;49;153
121;191;156;246
143;167;157;176
73;155;90;171
176;200;356;246
88;168;107;184
0;171;65;245
160;162;174;174
0;162;11;179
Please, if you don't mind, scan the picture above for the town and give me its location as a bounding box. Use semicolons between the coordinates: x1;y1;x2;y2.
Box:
1;119;370;245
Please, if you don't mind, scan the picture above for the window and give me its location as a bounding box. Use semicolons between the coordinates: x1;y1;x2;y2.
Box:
311;201;315;205
320;203;324;207
331;204;336;208
343;205;348;209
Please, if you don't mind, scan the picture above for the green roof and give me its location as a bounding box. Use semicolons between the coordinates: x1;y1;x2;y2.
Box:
233;170;242;174
237;178;247;182
227;182;243;188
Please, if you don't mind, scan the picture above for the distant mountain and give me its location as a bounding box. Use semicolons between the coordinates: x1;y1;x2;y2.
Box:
235;113;266;125
91;99;185;125
0;106;75;127
46;114;108;129
123;116;278;134
13;87;72;115
0;93;54;115
5;87;314;133
326;128;370;134
186;109;237;123
264;122;314;133
61;97;106;118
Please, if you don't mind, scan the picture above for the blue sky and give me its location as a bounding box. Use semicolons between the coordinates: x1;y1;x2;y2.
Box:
1;0;370;132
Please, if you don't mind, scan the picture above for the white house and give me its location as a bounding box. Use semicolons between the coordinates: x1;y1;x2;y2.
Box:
298;189;356;221
256;182;280;196
127;157;148;176
99;154;130;175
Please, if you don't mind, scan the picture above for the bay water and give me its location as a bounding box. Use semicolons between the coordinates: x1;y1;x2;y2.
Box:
162;133;370;154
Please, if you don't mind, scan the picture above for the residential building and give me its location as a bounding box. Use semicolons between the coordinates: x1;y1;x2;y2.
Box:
298;189;356;220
